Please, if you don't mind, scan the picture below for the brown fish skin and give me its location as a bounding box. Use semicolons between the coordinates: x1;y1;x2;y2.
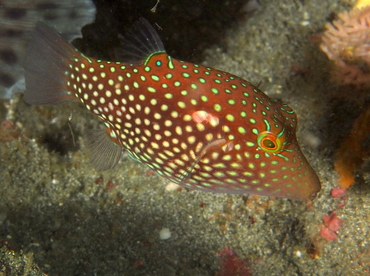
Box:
23;19;320;200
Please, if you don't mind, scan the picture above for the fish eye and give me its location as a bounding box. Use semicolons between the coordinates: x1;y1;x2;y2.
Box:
257;131;282;153
263;139;276;149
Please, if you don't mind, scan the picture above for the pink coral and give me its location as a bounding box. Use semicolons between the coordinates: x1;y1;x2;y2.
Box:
320;226;338;241
320;6;370;87
320;212;343;241
216;248;252;276
323;213;343;232
330;187;347;198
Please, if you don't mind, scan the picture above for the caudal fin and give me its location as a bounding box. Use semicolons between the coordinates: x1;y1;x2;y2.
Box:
23;22;77;105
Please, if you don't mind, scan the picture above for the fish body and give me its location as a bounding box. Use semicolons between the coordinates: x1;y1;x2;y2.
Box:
24;19;321;200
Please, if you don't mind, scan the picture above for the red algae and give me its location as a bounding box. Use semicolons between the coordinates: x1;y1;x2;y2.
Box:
320;226;338;241
330;187;347;198
320;213;343;241
216;248;253;276
323;213;343;232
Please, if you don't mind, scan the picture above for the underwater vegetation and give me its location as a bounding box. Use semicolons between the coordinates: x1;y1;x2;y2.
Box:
320;2;370;87
320;1;370;189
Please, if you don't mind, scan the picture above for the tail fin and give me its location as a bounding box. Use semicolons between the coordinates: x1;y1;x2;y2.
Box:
23;22;77;105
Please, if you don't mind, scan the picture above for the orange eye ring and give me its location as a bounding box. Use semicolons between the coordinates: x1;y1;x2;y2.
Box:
257;131;282;153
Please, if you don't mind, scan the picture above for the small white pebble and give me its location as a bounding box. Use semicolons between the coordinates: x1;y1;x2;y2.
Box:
303;132;321;148
159;228;171;240
295;250;303;258
51;178;59;185
303;11;310;20
300;20;310;26
165;182;181;192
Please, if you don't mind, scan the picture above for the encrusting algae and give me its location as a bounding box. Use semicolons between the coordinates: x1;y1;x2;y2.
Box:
320;1;370;87
23;18;320;200
355;0;370;9
320;1;370;189
334;108;370;189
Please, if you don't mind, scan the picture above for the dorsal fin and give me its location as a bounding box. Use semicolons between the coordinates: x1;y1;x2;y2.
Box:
116;18;166;64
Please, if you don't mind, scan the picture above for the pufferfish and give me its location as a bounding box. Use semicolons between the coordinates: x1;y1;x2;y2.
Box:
23;18;321;200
